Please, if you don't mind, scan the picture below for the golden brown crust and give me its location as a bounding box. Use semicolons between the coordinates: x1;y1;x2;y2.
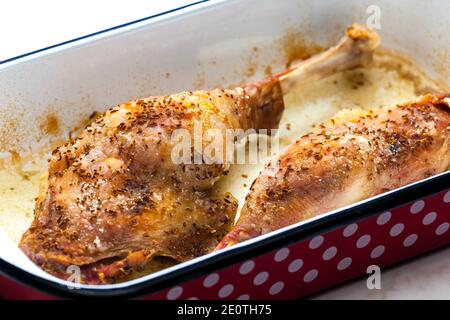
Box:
217;94;450;249
18;23;384;283
20;86;284;284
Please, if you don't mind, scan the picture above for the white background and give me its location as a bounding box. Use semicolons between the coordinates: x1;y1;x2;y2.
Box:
0;0;192;62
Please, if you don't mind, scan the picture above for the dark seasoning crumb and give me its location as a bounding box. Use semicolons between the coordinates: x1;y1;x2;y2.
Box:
254;97;445;207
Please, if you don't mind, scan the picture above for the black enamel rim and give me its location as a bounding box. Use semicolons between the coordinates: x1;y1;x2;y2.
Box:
1;171;448;299
0;0;449;300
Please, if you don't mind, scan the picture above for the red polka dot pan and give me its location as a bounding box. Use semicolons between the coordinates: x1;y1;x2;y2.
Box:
1;174;448;299
152;188;450;300
0;0;449;299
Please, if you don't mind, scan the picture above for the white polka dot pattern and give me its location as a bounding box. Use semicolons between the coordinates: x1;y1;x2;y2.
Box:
303;269;319;283
157;190;449;301
203;273;220;288
403;234;418;247
337;257;352;271
356;235;371;248
370;245;385;259
389;223;404;237
218;284;234;298
274;248;290;262
322;246;337;261
309;236;324;249
422;212;437;226
436;222;449;236
239;260;255;275
343;223;358;237
166;286;183;300
444;191;450;203
269;281;285;295
288;259;303;273
253;272;269;286
410;200;425;214
377;212;391;225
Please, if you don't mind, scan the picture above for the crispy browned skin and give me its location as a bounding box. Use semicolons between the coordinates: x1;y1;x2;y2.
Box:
20;24;380;284
20;78;284;284
216;94;450;249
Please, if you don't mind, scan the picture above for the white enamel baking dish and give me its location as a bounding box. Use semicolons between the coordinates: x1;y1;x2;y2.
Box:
0;0;449;299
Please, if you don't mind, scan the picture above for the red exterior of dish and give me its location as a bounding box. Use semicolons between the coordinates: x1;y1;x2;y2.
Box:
1;189;449;300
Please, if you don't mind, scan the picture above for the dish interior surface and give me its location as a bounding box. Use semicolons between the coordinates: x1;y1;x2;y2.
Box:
0;51;445;243
0;0;449;287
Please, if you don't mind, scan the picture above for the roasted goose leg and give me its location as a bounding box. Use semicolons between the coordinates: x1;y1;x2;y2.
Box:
20;24;378;284
216;94;450;249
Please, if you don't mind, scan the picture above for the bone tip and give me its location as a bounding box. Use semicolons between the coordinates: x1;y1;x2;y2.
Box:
444;97;450;107
415;93;450;108
346;23;380;49
438;94;450;107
